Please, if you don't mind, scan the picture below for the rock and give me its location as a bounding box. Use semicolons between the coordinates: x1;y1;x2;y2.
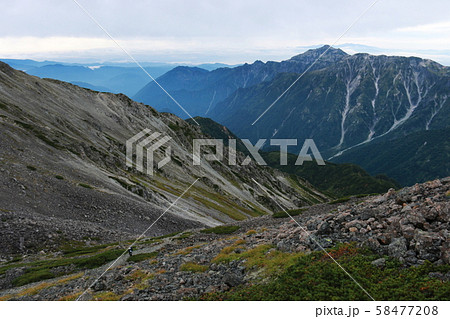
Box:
377;234;391;245
359;209;376;220
223;273;241;288
349;227;358;233
401;205;412;213
406;211;426;228
371;258;386;268
316;221;332;235
400;224;415;240
428;272;450;282
373;196;387;204
121;294;136;301
414;231;443;262
388;238;408;259
92;279;106;292
366;237;380;250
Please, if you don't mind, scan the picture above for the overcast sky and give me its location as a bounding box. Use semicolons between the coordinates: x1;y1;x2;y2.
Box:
1;0;449;64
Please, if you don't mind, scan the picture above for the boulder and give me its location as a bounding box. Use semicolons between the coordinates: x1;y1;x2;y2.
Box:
388;238;408;259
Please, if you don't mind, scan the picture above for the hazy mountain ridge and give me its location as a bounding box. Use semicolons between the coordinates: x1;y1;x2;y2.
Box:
134;46;347;117
213;53;449;152
208;52;449;185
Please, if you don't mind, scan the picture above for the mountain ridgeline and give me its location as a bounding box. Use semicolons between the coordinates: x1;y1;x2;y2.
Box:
135;46;450;185
134;45;347;117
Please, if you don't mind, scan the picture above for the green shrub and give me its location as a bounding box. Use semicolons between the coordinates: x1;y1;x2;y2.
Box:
168;122;180;131
55;175;64;180
73;250;122;269
180;262;208;273
12;269;55;287
177;232;193;240
9;249;123;287
201;244;450;301
78;183;94;189
128;252;158;263
329;196;351;204
62;243;111;257
26;165;37;171
200;225;240;234
272;208;306;218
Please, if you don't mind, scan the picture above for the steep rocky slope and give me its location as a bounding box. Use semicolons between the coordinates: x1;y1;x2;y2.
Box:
0;178;448;301
0;61;327;257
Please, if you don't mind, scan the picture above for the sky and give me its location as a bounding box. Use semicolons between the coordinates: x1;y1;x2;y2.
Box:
1;0;450;65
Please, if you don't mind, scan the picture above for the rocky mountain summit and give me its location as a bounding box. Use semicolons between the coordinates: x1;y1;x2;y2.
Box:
1;178;448;301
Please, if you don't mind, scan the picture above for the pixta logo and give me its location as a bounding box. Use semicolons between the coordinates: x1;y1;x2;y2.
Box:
126;129;325;176
126;129;172;176
193;138;325;166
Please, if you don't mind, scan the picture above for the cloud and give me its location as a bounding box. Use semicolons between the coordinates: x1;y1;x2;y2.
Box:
1;0;449;64
396;21;450;34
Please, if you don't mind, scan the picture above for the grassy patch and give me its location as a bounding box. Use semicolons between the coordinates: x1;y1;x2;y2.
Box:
176;244;204;256
201;243;450;301
12;269;55;287
149;231;181;241
128;252;158;263
180;262;208;273
108;176;134;190
211;240;247;264
15;273;83;298
6;256;23;264
62;243;112;257
177;232;193;240
329;196;351;204
9;249;122;287
72;250;122;269
201;225;240;235
272;208;306;219
0;294;13;301
78;183;94;189
54;175;64;180
93;291;122;301
58;292;82;301
168;122;181;131
125;269;155;290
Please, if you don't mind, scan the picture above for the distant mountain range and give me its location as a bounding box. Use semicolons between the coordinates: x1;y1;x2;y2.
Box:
135;46;450;186
134;46;347;117
0;59;238;97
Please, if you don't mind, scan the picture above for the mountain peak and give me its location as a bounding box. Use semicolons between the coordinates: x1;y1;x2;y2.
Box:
290;45;348;62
